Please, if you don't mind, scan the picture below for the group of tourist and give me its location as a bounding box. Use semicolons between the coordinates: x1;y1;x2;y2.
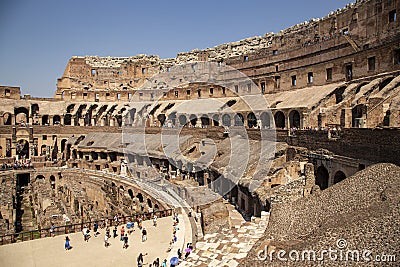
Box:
1;160;33;171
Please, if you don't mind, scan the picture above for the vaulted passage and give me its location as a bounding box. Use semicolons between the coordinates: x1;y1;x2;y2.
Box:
333;171;346;184
316;165;329;190
274;111;285;129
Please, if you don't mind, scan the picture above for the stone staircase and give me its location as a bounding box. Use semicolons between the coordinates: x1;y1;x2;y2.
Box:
180;207;269;267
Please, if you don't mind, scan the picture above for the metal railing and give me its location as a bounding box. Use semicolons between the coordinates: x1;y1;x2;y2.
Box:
0;209;173;246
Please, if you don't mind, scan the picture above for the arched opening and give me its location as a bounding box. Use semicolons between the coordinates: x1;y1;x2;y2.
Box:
333;171;346;184
42;115;49;125
247;112;257;128
128;189;134;199
264;200;271;212
222;114;231;127
3;113;12;125
15;107;29;124
50;175;56;189
260;112;271;129
137;193;144;203
64;114;72;125
61;139;67;153
53;115;61;125
289;110;301;128
316;165;329;190
383;110;390;126
119;185;124;191
168;112;177;126
212;114;219;126
352;104;367;128
31;104;39;116
16;139;29;159
200;115;210;127
178;115;187;126
66;104;75;113
157;114;166;126
189;114;197;126
234;113;244;126
147;198;153;208
274;111;285;129
91;151;98;160
154;203;159;210
41;145;47;156
36;175;45;181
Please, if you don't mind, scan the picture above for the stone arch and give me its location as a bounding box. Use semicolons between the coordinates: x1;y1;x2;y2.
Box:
189;114;197;126
36;175;45;181
137;193;144;203
260;112;271;129
16;139;29;159
333;171;346;184
15;107;29;124
200;114;210;127
247;112;257;128
49;175;56;189
53;115;61;125
128;189;134;199
157;114;166;126
212;114;219;126
178;115;187;126
234;113;244;126
352;104;367;128
289;110;301;128
147;198;153;208
222;114;231;127
64;114;72;125
274;111;285;129
3;112;12;125
61;139;67;153
168;112;177;126
316;165;329;190
42;115;49;125
31;104;39;116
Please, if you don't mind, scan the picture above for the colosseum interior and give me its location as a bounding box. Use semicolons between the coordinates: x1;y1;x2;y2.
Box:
0;0;399;266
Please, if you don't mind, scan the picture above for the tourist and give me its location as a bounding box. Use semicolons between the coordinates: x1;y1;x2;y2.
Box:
142;228;147;242
161;259;167;267
50;224;55;237
113;226;118;238
64;236;72;250
173;234;177;243
94;222;99;237
177;248;182;259
106;226;110;238
153;258;160;267
104;233;110;248
153;214;157;227
123;234;129;249
120;225;125;241
82;225;90;242
137;252;147;267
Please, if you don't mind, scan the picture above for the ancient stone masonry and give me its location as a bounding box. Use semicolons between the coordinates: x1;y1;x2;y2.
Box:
0;2;399;261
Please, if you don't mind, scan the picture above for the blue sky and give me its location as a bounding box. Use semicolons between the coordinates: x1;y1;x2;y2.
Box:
0;0;352;97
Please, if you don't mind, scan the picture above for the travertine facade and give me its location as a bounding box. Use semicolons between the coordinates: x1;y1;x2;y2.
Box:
0;1;399;256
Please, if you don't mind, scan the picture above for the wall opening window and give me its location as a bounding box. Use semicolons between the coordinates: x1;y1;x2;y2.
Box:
342;28;349;35
42;135;47;140
91;69;97;76
368;57;376;71
95;93;99;102
261;82;266;94
244;55;249;62
174;91;179;98
345;64;353;81
186;90;191;95
139;92;143;97
389;10;397;22
273;50;278;55
222;88;226;94
117;93;121;100
197;89;201;97
275;76;280;89
128;93;132;99
209;88;213;95
394;49;400;65
150;93;154;101
142;68;146;74
308;72;314;84
326;68;333;80
275;65;279;72
167;67;171;72
247;84;251;92
291;75;297;86
5;89;10;96
106;93;110;97
217;60;222;67
235;85;239;93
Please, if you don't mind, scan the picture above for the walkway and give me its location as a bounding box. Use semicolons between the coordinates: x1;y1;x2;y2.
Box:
0;216;180;267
